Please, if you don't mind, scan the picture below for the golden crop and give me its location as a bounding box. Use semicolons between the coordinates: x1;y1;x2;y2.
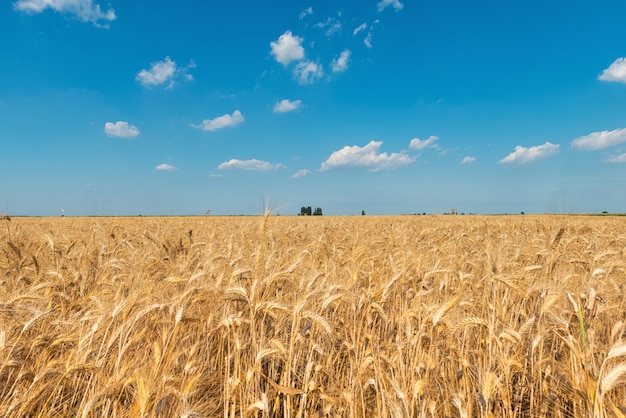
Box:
1;214;626;417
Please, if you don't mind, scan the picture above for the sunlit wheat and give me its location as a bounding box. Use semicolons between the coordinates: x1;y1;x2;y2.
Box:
1;215;625;416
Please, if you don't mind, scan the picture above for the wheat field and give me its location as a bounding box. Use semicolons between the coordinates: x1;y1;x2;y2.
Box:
1;214;626;417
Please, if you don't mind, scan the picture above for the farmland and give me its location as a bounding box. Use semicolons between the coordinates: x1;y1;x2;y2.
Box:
1;214;626;417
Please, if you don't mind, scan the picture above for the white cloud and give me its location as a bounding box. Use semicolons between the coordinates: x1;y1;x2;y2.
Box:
13;0;115;26
364;31;373;48
155;163;176;171
191;110;244;132
321;140;416;172
104;121;139;139
299;6;312;20
363;19;380;48
604;153;626;163
377;0;404;12
291;169;312;179
326;22;341;37
270;31;305;66
273;99;302;113
315;17;342;38
570;128;626;150
353;23;367;36
598;58;626;83
218;159;284;171
409;136;440;150
293;60;324;84
461;156;476;165
136;56;195;88
137;57;175;86
498;142;560;165
331;49;351;73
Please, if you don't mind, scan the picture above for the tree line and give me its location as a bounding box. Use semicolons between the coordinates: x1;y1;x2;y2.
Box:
299;206;323;216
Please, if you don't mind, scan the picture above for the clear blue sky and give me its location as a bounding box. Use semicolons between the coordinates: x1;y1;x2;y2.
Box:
2;0;626;216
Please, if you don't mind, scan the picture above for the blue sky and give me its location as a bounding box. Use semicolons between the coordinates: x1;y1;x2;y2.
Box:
2;0;626;216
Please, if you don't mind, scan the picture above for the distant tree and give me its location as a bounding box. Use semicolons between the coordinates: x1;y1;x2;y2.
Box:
361;210;366;216
307;206;312;216
313;207;323;216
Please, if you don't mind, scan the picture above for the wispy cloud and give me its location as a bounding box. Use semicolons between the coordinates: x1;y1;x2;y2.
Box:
331;49;351;73
155;163;176;171
191;110;244;132
498;142;560;165
270;31;305;66
604;153;626;163
293;60;324;84
570;128;626;150
360;21;379;49
364;31;373;48
291;169;312;179
598;58;626;83
321;140;416;172
299;6;313;20
136;56;195;89
461;156;476;165
353;23;367;36
409;136;440;151
377;0;404;12
13;0;115;26
273;99;302;113
315;16;342;38
218;159;284;171
104;121;139;139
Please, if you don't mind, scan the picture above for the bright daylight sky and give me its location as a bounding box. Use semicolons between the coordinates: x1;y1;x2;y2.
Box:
2;0;626;216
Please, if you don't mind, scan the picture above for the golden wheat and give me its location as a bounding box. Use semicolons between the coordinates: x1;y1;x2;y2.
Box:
0;215;625;417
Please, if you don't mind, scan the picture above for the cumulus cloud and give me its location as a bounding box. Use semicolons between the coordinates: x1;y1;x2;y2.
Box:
409;136;440;150
273;99;302;113
331;49;351;73
155;163;176;171
299;6;312;20
13;0;115;26
136;56;195;88
293;60;324;84
461;156;476;165
570;128;626;150
104;121;139;139
191;110;244;132
218;159;284;171
598;58;626;83
498;142;560;165
291;169;312;179
321;140;416;172
270;31;305;66
377;0;404;12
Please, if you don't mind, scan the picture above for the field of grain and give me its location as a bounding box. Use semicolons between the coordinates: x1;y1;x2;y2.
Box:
1;214;626;417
